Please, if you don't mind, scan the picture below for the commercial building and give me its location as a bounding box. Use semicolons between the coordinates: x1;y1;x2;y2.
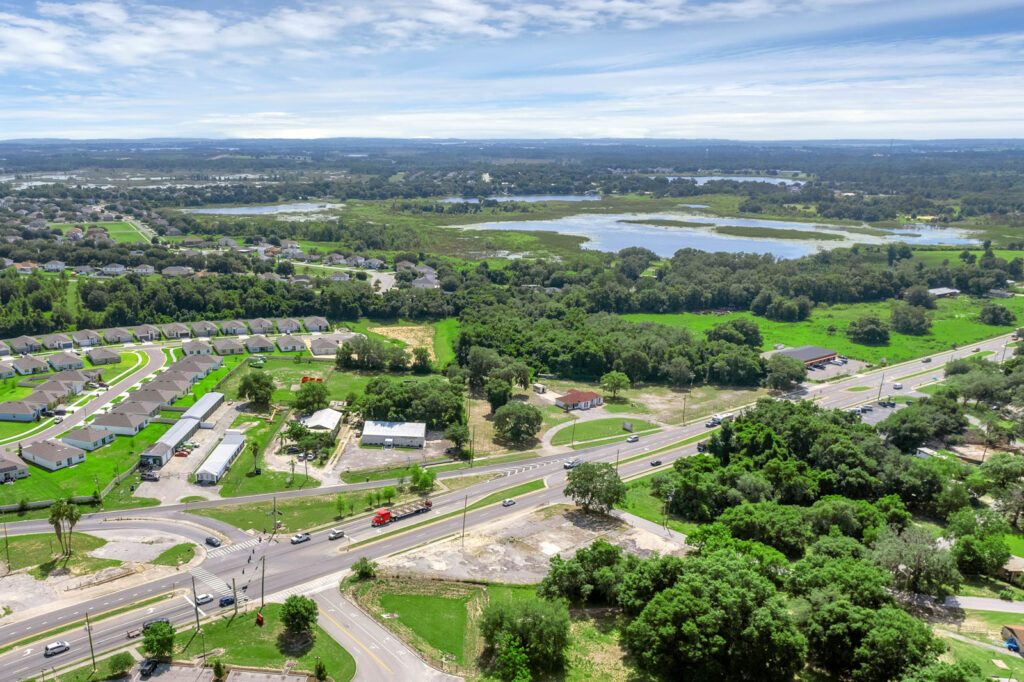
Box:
302;408;343;437
361;421;426;448
555;390;604;411
776;345;838;366
194;430;246;484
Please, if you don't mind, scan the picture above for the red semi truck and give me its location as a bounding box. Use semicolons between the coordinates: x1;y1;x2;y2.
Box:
372;499;433;526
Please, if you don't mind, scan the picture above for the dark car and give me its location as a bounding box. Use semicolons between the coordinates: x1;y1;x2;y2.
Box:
697;441;708;452
650;459;662;467
860;404;873;412
140;659;159;677
887;400;897;408
922;357;932;363
878;400;888;406
205;536;221;547
142;617;170;631
219;595;235;607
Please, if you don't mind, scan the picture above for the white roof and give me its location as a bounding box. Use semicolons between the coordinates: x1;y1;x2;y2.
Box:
303;408;342;431
182;392;224;421
362;421;426;439
156;418;198;450
196;431;246;480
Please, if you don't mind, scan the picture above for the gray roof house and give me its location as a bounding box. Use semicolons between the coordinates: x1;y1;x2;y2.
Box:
8;335;41;353
102;327;133;344
87;347;121;365
276;335;305;353
71;329;102;347
41;333;73;350
13;356;49;375
303;316;330;332
310;337;339;356
161;323;191;339
245;335;274;353
61;427;115;451
191;321;219;337
212;338;244;355
219;320;248;335
276;318;302;334
131;324;161;341
248;318;274;334
48;352;84;371
182;340;213;356
21;440;86;471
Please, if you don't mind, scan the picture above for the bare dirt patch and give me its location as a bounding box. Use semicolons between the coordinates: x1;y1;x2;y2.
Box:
368;325;436;361
381;502;686;583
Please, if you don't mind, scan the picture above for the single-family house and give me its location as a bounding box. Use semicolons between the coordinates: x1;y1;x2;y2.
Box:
190;321;219;338
310;337;339;356
71;329;102;347
8;335;41;353
15;262;37;274
131;324;161;342
61;427;115;451
111;400;160;417
21;440;86;471
162;265;194;278
245;335;275;353
133;264;155;276
43;260;65;272
65;227;83;241
182;340;213;356
102;327;133;344
212;338;244;355
414;264;436;278
276;335;305;353
555;390;604;411
0;340;8;357
0;400;43;422
276;318;302;334
328;272;350;282
145;379;191;401
0;457;29;482
281;245;304;258
346;254;365;267
324;253;346;265
87;348;121;365
395;260;415;271
217;237;238;248
366;258;385;269
48;352;84;371
161;323;191;339
248;318;274;335
91;411;150;436
0;362;14;379
411;276;438;289
41;333;73;350
12;356;48;375
102;263;126;276
72;265;94;276
219;320;248;335
303;316;330;332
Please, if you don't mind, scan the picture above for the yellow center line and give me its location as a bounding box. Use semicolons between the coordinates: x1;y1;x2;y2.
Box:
317;604;394;675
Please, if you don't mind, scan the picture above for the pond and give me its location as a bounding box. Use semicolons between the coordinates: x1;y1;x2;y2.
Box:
184;202;343;215
438;195;600;204
457;212;976;259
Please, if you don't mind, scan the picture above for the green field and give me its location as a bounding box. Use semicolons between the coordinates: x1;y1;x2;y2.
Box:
622;295;1023;364
617;473;700;536
4;532;120;579
150;542;196;567
551;417;657;446
0;380;32;403
51;221;147;244
217;411;321;497
188;488;396;532
379;592;473;664
0;422;170;505
176;602;356;681
432;318;459;367
714;225;845;241
172;355;246;406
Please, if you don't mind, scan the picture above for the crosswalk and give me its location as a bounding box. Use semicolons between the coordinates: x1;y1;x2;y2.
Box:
263;570;349;604
190;566;230;594
206;538;260;558
496;461;550;478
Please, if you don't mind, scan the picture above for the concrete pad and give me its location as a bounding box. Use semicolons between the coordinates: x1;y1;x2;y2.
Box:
88;528;193;562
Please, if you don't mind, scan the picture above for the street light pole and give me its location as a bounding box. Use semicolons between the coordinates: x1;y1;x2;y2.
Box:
261;555;266;609
877;372;885;400
85;612;96;671
461;495;468;548
191;575;201;630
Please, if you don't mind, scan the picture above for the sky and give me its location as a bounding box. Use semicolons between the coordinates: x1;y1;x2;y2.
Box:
0;0;1023;140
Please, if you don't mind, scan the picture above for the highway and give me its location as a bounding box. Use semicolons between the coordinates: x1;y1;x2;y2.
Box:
0;330;1015;680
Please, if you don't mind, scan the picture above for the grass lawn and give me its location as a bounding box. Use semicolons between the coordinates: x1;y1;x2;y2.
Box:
0;423;169;505
188;488;399;532
621;294;1023;365
551;417;657;446
380;592;473;663
432;318;459;367
616;473;701;536
469;480;544;509
941;637;1024;680
4;532;120;579
0;379;32;403
339;452;535;483
150;542;196;567
176;602;356;681
173;355;246;406
51;221;147;244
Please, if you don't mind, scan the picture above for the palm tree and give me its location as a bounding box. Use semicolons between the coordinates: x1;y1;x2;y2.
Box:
251;441;260;473
64;502;81;554
48;499;67;556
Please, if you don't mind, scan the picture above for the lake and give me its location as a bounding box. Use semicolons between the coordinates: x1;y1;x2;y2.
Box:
438;195;600;204
458;212;975;259
184;202;342;215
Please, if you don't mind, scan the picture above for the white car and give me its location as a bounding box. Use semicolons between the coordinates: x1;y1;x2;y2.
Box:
44;641;70;657
893;383;903;390
502;499;516;507
626;435;639;443
195;593;213;605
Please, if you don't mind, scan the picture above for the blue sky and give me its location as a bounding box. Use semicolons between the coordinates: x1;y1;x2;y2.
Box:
0;0;1022;139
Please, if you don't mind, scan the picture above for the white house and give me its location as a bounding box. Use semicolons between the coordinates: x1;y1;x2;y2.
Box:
91;412;150;436
212;338;244;355
21;440;86;471
0;399;43;422
277;318;302;334
61;427;115;451
133;264;155;276
555;390;604;411
43;260;65;272
304;316;330;332
245;335;275;353
102;327;134;344
276;335;305;352
182;340;213;356
102;263;126;276
71;329;102;347
0;457;29;482
361;421;426;448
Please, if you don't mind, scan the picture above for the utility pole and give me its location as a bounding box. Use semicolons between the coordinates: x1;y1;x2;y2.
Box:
85;612;96;671
3;512;10;568
191;575;201;630
682;394;687;425
615;449;619;473
876;372;885;400
261;555;266;609
232;578;239;615
570;418;576;447
461;495;468;548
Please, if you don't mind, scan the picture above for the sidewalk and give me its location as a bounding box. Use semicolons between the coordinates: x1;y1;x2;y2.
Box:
609;509;690;547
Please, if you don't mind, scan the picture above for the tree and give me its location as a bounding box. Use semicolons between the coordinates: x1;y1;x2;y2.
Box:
213;661;227;681
275;259;294;276
871;525;962;596
238;371;275;407
847;316;890;345
480;598;570;673
353;556;378;580
485;376;514;413
493;402;543;443
48;498;68;555
600;371;630;398
445;423;470;451
411;346;432;373
108;652;133;676
903;285;936;309
64;501;81;553
142;621;175;658
314;659;328;682
564;462;626;514
764;354;807;390
493;633;532;682
382;486;396;503
285;421;309;444
891;304;931;336
979;303;1016;326
281;595;318;634
850;606;944;682
295;380;329;413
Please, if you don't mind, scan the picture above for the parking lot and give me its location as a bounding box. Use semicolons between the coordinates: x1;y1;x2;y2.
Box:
805;356;868;380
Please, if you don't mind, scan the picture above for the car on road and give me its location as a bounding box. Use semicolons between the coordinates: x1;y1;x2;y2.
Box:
973;347;981;352
290;533;311;545
219;595;235;607
650;459;662;466
922;357;932;363
44;641;70;657
705;420;717;427
563;458;582;470
893;383;903;390
142;617;170;631
140;659;159;677
626;434;639;443
502;499;516;507
697;441;708;452
195;593;213;605
53;416;63;424
205;536;221;547
328;528;345;540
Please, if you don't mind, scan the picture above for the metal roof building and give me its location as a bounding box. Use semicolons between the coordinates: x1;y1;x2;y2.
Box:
195;430;246;484
776;345;838;365
361;421;426;448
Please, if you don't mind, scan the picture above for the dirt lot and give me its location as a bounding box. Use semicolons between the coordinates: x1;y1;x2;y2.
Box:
369;325;436;361
381;502;686;583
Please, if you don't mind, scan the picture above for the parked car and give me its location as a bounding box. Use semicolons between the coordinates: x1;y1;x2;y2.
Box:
205;536;221;547
290;533;311;545
328;528;345;540
44;641;70;657
650;459;662;466
195;593;213;605
502;499;516;507
140;471;159;482
219;595;235;608
140;659;159;677
626;435;639;443
306;453;317;461
887;400;896;408
286;445;300;454
838;355;848;360
860;404;873;412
